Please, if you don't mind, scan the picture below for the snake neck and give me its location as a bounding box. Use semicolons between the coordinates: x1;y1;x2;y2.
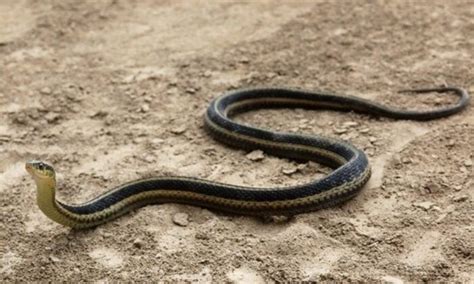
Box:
35;179;77;228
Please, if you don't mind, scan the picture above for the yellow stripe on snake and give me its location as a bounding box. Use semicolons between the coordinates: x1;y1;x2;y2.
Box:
26;87;470;229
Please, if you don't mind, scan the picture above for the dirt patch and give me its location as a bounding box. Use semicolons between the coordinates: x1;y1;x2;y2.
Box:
1;0;473;282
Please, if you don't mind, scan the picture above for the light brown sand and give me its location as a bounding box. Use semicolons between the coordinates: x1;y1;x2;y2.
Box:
0;1;473;282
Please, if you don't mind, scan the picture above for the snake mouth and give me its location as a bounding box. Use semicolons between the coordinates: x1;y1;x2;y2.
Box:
25;161;37;175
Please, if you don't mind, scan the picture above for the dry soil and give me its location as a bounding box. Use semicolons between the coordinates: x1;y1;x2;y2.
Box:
0;0;473;282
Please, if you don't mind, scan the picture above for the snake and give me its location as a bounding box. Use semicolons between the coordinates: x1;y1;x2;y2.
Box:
25;86;470;229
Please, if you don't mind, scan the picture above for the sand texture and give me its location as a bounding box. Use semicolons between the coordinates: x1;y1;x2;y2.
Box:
1;1;473;282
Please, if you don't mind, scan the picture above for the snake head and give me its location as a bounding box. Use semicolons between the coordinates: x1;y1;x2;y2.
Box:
25;160;56;181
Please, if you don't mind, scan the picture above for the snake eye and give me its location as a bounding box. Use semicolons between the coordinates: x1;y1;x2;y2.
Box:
38;163;44;170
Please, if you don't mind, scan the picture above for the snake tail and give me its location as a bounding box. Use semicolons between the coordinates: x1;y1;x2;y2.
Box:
25;86;469;229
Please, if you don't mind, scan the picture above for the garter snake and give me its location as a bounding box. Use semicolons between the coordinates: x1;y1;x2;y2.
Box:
25;86;470;229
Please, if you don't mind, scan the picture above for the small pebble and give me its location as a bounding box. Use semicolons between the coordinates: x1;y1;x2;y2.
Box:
195;232;210;240
49;255;60;263
424;182;441;193
170;126;186;135
296;164;307;171
369;136;377;143
381;275;404;284
401;157;411;164
143;155;155;163
90;110;108;118
433;97;443;105
45;112;60;123
282;164;306;175
464;159;472;167
141;104;150;113
246;150;265;161
342;121;358;128
240;56;250;64
40;87;52;95
452;195;468;202
282;166;298;175
334;128;347;134
0;135;11;142
266;72;277;79
186;88;196;94
173;212;189;227
151;138;164;144
413;201;435;210
133;238;144;248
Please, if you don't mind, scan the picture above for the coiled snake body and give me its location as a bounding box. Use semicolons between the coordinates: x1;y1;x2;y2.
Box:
26;87;469;229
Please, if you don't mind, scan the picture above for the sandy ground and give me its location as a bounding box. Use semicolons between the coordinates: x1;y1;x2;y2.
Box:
1;0;473;282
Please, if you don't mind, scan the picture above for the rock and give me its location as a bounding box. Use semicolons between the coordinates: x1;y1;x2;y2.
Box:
433;97;443;105
401;157;411;164
369;136;377;143
333;128;347;134
297;164;307;171
282;166;298;175
90;110;108;118
135;69;162;82
452;195;468;202
342;121;358;128
170;126;186;135
333;28;348;36
0;135;11;142
49;255;61;263
464;159;472;167
140;104;150;113
298;118;309;128
266;72;277;79
239;56;250;64
246;150;264;161
168;79;178;86
203;147;216;155
413;201;435;210
45;112;60;123
195;232;210;240
359;128;370;134
424;182;442;193
133;238;144;248
173;213;189;227
40;87;52;95
143;155;155;163
381;275;404;284
185;87;196;94
151;138;164;147
435;212;449;223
